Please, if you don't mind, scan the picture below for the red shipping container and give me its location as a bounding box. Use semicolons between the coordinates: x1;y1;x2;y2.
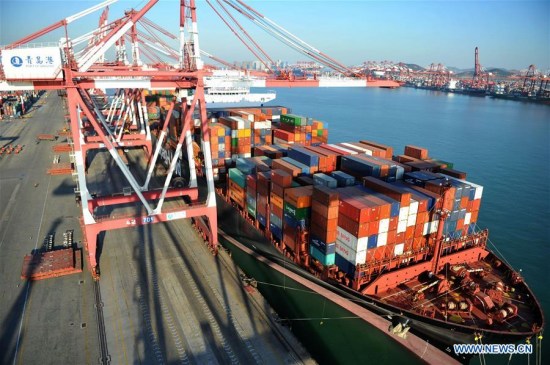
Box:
246;175;257;190
273;129;294;142
338;197;373;223
471;210;479;223
387;230;397;245
311;221;338;243
312;202;339;220
272;159;301;177
404;145;429;160
271;204;283;217
396;232;406;244
257;194;268;216
283;225;297;252
456;219;465;231
405;226;415;240
257;183;269;196
304;146;338;172
396;154;418;163
416;211;430;225
362;176;411;206
414;223;424;238
363;195;391;220
312;185;339;207
470;199;482;211
367;220;379;236
359;140;393;159
338;213;370;238
271;183;285;197
389;217;398;231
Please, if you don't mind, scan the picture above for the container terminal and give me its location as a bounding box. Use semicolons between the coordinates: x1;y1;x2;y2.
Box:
0;1;544;364
0;91;315;364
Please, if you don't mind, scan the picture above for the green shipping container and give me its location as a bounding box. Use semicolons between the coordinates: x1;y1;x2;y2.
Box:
229;168;246;188
281;114;305;126
231;138;238;147
284;202;311;220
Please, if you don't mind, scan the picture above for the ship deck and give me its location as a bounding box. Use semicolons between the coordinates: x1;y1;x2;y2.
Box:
376;256;542;336
0;91;314;365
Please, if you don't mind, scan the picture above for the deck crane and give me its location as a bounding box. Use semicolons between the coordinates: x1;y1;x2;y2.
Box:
0;0;219;278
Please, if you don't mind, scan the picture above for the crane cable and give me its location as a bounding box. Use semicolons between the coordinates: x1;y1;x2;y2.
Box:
205;0;273;72
221;0;352;76
229;0;355;75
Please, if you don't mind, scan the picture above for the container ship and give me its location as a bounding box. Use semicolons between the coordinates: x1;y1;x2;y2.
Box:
147;97;544;351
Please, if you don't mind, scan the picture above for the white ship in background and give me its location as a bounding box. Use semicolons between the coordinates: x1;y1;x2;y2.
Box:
202;70;276;107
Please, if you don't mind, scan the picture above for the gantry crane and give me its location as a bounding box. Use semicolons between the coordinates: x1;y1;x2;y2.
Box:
0;0;218;278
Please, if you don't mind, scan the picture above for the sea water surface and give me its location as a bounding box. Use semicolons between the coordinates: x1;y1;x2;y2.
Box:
256;87;550;364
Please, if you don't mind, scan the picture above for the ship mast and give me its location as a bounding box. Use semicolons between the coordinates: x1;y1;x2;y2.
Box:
431;185;451;273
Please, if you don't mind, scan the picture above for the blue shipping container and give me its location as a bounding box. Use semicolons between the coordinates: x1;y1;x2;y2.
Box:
257;214;266;227
330;171;355;187
335;253;356;277
367;235;378;249
310;245;336;266
281;157;311;175
310;234;336;255
270;224;282;240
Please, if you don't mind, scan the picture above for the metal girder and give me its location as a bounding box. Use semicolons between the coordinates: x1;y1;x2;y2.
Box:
3;0;218;277
142;101;176;190
152;96;197;214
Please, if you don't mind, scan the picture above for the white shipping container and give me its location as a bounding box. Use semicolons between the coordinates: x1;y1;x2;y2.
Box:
464;212;472;225
423;221;439;235
254;121;271;129
337;226;368;251
397;220;407;234
335;239;366;265
378;218;390;233
399;206;409;221
407;213;417;227
441;174;484;200
237;110;254;122
409;199;419;215
394;243;405;256
377;232;388;247
328;143;357;155
341;142;373;155
2;47;63;80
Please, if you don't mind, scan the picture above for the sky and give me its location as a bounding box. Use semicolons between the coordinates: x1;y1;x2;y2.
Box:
0;0;548;71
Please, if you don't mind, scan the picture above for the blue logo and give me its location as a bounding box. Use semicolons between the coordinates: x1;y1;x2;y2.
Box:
11;56;23;67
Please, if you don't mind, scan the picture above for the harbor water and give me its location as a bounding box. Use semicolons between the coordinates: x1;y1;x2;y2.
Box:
227;87;548;364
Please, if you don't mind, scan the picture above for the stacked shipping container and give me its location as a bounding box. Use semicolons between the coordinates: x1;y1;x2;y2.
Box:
212;107;486;282
273;114;328;145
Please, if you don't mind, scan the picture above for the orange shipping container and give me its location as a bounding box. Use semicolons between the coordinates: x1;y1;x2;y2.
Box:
270;193;284;209
284;186;313;208
311;202;339;220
